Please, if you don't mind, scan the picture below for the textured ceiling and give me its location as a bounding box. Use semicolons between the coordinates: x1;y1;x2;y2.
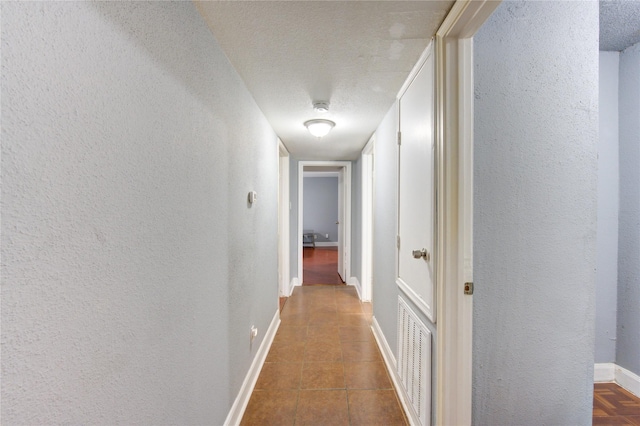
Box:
195;1;454;160
600;0;640;51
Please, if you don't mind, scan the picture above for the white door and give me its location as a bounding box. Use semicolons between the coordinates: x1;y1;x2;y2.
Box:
337;167;345;281
397;49;436;322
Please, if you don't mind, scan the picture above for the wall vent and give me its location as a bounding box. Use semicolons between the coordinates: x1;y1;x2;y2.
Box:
397;296;432;426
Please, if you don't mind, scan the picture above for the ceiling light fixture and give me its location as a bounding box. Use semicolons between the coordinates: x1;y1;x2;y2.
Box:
304;119;335;138
313;101;330;113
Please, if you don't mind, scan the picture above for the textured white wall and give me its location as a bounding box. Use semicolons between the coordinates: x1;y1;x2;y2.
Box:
1;2;278;424
596;51;620;363
473;1;598;424
371;102;399;357
351;158;363;282
617;41;640;376
289;158;299;283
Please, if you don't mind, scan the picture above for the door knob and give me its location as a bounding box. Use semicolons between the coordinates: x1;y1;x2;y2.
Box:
412;248;430;261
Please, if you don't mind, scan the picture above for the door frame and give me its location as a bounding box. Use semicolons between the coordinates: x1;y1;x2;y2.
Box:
360;137;374;302
434;1;501;424
278;140;291;297
297;161;352;286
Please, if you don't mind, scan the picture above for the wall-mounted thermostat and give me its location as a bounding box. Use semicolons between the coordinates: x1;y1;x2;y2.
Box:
248;191;257;204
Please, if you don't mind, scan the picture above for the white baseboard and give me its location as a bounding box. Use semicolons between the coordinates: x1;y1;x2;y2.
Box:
314;242;338;247
594;362;640;398
371;316;396;369
594;363;616;382
615;364;640;397
290;277;299;293
224;310;281;426
348;277;362;300
371;316;420;426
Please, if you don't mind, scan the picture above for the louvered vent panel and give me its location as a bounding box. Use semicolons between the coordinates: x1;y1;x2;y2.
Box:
397;296;432;426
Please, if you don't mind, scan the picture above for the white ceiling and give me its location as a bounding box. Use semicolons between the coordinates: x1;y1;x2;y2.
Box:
195;1;454;160
600;0;640;51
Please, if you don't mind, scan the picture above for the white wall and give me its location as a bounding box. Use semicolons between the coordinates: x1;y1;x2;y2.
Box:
1;3;278;424
371;102;400;358
303;176;339;243
371;83;437;426
617;41;640;377
473;1;598;424
351;157;363;283
596;51;620;363
289;158;299;284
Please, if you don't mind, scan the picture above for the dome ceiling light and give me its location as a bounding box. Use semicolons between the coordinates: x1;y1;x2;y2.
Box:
304;119;335;138
305;101;334;138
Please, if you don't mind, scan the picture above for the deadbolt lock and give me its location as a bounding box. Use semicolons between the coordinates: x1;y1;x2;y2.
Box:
412;248;430;261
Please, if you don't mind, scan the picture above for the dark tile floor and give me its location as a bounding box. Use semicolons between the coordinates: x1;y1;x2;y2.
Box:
241;285;407;426
593;382;640;425
252;286;640;425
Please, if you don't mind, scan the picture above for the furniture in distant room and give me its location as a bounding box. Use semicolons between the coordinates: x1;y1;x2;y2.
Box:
303;230;315;248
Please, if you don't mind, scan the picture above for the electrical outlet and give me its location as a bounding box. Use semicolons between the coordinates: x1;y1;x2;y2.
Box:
325;233;329;239
250;326;258;342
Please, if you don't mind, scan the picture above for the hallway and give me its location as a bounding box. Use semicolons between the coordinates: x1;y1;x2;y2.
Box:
2;2;619;424
241;286;407;425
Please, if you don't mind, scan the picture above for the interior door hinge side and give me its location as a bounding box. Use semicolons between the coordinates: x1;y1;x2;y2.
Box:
397;235;401;249
464;282;474;295
397;131;401;145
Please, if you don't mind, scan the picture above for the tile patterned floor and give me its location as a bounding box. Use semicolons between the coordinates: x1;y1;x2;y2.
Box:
251;287;640;425
241;285;408;426
593;382;640;425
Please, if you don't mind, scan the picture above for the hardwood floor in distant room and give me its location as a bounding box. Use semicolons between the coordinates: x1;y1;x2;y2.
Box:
303;247;344;285
593;382;640;425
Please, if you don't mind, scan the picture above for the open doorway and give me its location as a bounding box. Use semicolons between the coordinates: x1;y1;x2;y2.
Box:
297;161;351;287
277;140;291;310
302;169;342;284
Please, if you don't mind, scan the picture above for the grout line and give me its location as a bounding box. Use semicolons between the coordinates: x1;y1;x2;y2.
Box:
292;388;300;426
346;387;352;426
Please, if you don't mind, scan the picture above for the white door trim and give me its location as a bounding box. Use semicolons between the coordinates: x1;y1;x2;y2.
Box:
434;1;501;425
297;161;352;285
278;140;291;297
361;137;374;302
